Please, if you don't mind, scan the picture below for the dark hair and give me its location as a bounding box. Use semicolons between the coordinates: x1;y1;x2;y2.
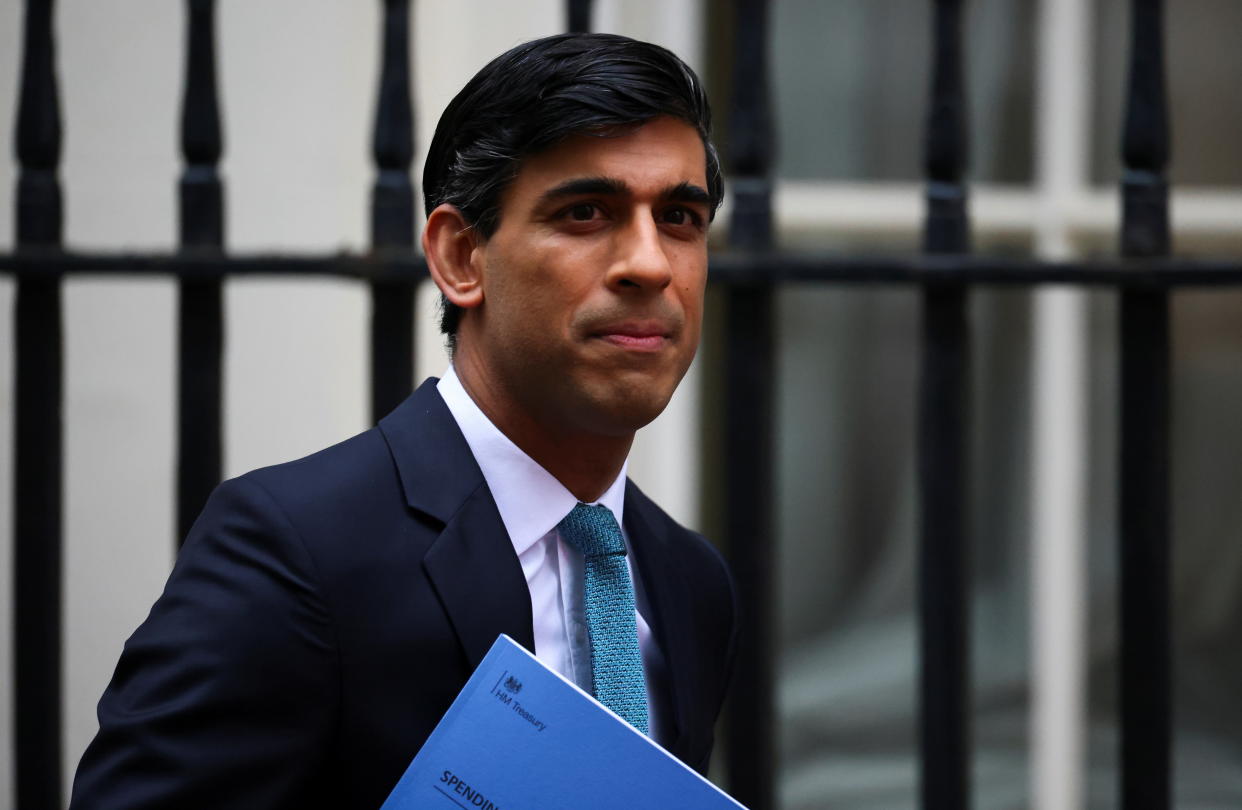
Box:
422;33;723;348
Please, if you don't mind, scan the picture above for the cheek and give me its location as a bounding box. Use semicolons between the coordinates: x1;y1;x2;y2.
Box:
680;272;706;299
483;251;554;317
486;263;583;350
527;252;601;311
675;262;708;312
505;240;588;291
672;243;708;283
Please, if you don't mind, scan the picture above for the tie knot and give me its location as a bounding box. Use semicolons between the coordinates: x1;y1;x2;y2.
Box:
558;502;626;558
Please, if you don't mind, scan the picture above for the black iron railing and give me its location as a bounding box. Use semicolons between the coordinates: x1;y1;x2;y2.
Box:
917;1;972;807
369;0;418;426
722;1;777;806
1117;3;1172;809
13;1;64;808
177;0;225;546
4;0;1232;809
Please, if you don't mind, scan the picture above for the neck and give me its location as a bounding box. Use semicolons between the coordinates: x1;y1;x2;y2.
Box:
516;430;631;504
453;356;633;504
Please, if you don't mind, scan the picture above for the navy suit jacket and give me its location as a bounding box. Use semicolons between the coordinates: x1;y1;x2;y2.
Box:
70;380;737;809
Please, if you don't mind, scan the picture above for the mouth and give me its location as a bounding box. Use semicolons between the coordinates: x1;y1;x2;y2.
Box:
590;320;674;352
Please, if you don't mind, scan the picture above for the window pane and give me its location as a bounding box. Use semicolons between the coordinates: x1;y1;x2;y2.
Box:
769;0;1036;184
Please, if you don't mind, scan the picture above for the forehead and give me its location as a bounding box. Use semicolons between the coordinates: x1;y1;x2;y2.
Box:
500;117;708;208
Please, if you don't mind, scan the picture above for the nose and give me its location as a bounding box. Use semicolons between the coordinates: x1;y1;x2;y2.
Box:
605;216;673;293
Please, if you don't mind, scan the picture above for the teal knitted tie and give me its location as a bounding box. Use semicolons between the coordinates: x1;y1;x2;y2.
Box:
557;502;649;734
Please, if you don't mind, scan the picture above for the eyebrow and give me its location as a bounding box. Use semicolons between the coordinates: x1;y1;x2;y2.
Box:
536;176;713;208
664;181;713;207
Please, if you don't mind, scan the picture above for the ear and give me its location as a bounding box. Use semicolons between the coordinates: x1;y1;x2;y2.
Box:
423;203;484;310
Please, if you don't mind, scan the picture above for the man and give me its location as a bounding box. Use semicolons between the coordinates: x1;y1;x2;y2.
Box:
71;33;736;808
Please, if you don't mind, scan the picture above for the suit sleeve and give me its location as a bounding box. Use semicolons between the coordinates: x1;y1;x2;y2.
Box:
69;475;340;809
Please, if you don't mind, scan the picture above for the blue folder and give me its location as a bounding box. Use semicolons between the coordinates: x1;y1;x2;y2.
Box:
381;634;747;810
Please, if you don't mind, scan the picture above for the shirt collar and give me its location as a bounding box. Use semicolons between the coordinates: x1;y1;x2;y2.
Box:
437;366;628;556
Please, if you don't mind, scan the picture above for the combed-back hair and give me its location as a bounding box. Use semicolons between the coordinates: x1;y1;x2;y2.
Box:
422;32;723;348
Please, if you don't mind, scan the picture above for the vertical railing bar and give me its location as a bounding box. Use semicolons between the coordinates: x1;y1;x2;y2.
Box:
566;0;592;34
13;0;64;806
177;0;225;546
370;0;416;422
1118;1;1172;808
722;1;776;807
919;1;972;809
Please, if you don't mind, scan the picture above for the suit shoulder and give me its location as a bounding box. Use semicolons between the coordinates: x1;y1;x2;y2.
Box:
240;426;398;510
189;427;413;567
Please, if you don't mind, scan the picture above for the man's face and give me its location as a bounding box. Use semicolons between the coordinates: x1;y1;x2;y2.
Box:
459;115;710;440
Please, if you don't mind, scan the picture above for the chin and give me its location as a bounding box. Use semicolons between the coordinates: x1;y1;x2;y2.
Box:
584;384;677;435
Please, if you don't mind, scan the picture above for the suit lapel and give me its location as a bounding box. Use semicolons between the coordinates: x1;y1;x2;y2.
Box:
423;484;535;668
624;483;694;755
380;379;535;670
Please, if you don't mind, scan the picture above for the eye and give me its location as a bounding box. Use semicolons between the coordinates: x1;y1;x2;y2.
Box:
660;205;704;229
566;203;598;221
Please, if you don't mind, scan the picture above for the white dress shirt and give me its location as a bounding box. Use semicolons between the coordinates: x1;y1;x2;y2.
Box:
437;367;668;740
